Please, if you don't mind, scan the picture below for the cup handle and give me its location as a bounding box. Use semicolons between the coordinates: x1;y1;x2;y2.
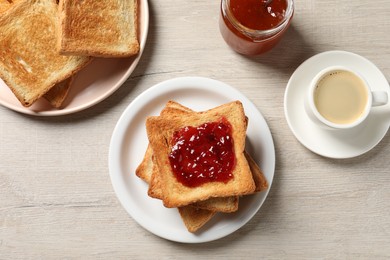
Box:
372;91;388;106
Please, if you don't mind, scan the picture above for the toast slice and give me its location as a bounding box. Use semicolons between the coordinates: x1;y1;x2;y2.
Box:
136;101;267;232
138;101;268;200
137;101;240;212
0;0;91;107
43;76;73;108
58;0;139;57
146;101;256;208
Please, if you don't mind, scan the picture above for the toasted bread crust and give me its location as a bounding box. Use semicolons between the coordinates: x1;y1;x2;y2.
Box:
244;150;268;192
178;206;216;233
146;101;256;208
135;144;154;183
58;0;139;57
0;0;91;107
43;76;73;108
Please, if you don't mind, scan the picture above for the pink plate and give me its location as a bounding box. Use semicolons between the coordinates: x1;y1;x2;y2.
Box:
0;0;149;116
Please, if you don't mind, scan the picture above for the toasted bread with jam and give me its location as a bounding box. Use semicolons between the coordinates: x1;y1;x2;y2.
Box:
137;101;268;232
146;101;256;208
137;101;240;213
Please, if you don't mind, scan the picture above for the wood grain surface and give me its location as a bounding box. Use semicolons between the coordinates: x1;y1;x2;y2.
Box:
1;0;389;258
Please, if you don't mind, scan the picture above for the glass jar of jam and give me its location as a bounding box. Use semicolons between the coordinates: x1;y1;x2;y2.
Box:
219;0;294;55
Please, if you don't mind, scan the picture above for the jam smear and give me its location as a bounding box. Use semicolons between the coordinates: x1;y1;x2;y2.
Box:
230;0;288;30
168;118;235;188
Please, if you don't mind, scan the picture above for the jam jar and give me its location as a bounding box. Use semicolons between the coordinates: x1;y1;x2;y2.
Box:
219;0;294;55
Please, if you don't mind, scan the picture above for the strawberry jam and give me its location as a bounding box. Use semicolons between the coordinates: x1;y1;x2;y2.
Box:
219;0;294;55
168;118;235;187
229;0;288;30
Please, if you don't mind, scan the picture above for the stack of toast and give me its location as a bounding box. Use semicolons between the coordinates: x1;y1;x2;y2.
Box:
136;100;268;232
0;0;139;108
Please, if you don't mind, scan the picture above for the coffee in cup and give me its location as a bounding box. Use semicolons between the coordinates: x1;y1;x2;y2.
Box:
306;66;388;129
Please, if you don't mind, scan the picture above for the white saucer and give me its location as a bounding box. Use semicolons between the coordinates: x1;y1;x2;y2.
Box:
109;77;275;243
284;50;390;159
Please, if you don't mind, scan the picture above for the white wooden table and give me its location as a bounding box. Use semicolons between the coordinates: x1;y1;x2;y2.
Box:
1;0;389;258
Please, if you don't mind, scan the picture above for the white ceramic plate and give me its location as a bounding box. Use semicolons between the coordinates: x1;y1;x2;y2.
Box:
109;77;275;243
0;0;149;116
284;50;390;159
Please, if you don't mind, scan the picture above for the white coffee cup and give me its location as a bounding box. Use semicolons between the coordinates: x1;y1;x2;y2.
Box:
305;66;388;130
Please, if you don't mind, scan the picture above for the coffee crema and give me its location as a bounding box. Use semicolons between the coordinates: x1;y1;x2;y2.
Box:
314;70;368;125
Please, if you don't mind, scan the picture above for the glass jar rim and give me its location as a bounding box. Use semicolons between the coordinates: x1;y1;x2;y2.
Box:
221;0;294;40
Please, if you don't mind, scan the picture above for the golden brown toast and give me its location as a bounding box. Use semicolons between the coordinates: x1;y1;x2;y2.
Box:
0;0;18;14
135;144;154;183
136;101;268;232
137;101;240;212
0;2;9;13
0;0;72;109
177;206;216;233
138;101;268;199
43;76;73;108
58;0;139;57
244;150;268;192
146;101;256;208
0;0;91;107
